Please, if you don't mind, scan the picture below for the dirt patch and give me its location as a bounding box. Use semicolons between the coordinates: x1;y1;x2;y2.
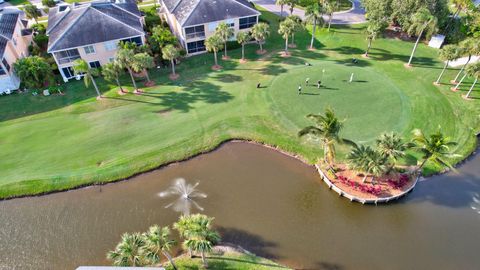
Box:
157;109;172;117
144;81;156;87
256;49;267;55
239;58;248;64
169;73;180;80
212;65;223;71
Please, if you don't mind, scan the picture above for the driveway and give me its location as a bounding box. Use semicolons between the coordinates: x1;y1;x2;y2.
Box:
252;0;366;25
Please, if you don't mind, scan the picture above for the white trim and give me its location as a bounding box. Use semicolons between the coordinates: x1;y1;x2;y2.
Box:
49;34;143;54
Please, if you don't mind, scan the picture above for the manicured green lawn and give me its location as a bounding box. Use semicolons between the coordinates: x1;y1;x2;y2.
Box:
5;0;29;6
164;251;291;270
0;8;478;199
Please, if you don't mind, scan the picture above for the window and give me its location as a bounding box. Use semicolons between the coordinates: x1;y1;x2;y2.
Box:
186;40;206;54
121;36;143;46
83;45;95;54
2;58;10;72
104;41;117;51
54;49;81;64
185;25;205;40
89;61;101;69
239;16;257;29
61;66;75;78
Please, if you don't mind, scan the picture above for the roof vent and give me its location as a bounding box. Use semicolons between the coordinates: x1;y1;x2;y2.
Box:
58;5;69;12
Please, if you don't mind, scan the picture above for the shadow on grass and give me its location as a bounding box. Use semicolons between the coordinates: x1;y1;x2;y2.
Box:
207;256;289;269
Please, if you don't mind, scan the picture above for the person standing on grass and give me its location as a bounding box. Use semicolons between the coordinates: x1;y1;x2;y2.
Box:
298;85;302;95
317;80;321;89
305;78;310;85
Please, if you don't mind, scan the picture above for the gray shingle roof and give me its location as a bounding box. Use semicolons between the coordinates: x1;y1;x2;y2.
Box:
163;0;260;27
47;0;144;52
0;11;20;59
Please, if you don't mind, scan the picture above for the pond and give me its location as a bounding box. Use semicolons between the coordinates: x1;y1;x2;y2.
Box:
0;142;479;270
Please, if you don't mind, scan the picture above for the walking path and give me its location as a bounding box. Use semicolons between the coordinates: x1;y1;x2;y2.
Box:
252;0;366;25
448;56;480;67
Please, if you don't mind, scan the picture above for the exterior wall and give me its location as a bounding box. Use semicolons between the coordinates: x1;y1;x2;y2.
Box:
182;16;259;55
0;18;32;93
52;35;145;81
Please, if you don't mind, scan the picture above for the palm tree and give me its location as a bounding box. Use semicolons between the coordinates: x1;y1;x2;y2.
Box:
236;31;251;62
465;62;480;99
364;20;386;57
276;0;288;17
107;232;146;267
452;62;477;91
251;23;270;53
143;225;177;270
366;149;389;184
278;19;295;55
205;34;224;68
24;3;41;24
298;108;354;164
406;8;438;67
72;59;101;99
215;22;235;59
376;132;411;170
347;144;374;182
434;45;460;85
162;44;180;77
305;3;324;50
174;214;221;268
325;0;337;32
287;15;303;46
132;52;154;83
102;61;125;93
445;0;473;33
452;38;480;83
286;0;298;15
411;129;458;172
116;47;139;91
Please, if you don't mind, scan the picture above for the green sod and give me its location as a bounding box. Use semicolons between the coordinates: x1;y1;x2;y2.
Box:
0;7;478;199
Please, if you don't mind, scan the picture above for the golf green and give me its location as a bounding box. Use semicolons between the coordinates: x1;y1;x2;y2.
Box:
269;62;410;144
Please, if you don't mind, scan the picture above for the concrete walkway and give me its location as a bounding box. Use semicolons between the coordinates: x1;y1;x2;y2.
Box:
252;0;366;25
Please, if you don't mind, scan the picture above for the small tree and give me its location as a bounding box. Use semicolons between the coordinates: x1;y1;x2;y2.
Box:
116;47;139;91
406;8;438;67
24;3;41;24
162;44;180;78
286;0;298;15
465;62;480;99
14;56;53;89
251;22;270;53
278;19;295;55
411;129;458;173
276;0;288;17
107;233;146;267
205;34;224;68
132;52;155;83
215;22;234;59
364;20;386;57
287;15;303;46
73;59;102;99
325;0;338;32
305;2;325;50
143;225;177;270
452;38;480;83
376;132;411;170
236;31;251;61
102;61;125;93
434;44;460;85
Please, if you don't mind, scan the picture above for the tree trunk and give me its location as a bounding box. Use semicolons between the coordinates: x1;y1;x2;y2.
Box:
407;28;424;66
365;38;372;56
115;77;124;92
144;69;151;82
418;158;429;172
201;251;208;268
435;61;449;84
454;73;467;90
466;77;478;98
310;19;317;49
171;59;176;75
284;36;289;53
241;44;245;60
162;251;177;270
90;74;101;98
259;40;263;51
328;14;332;31
280;5;284;18
128;68;138;90
453;55;471;82
290;6;294;15
362;174;368;183
224;42;228;58
214;50;218;66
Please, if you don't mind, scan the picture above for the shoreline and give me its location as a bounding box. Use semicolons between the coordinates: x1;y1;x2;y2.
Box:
1;135;478;202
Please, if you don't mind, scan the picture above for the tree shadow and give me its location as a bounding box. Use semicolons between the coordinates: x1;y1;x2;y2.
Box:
212;73;243;83
207;255;289;269
260;64;288;76
216;227;280;260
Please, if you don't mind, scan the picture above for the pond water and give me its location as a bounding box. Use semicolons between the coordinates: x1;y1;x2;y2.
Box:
0;142;479;270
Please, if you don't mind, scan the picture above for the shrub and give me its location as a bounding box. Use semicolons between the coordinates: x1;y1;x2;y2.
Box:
33;33;49;50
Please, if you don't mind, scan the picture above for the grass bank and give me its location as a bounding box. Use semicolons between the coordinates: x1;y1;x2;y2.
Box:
0;7;478;199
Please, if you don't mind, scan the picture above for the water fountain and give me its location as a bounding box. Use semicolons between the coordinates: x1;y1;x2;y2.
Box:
158;178;207;215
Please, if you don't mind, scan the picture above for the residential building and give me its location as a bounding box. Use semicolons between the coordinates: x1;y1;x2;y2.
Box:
47;0;145;82
159;0;260;55
0;9;32;93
